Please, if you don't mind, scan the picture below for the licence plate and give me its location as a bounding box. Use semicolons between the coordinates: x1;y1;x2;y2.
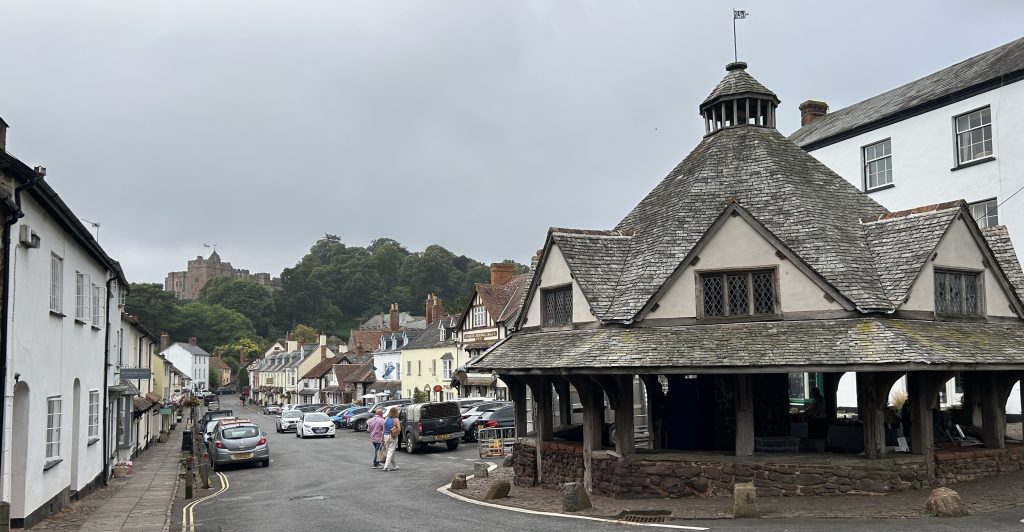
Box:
314;428;326;433
233;453;254;460
434;433;448;440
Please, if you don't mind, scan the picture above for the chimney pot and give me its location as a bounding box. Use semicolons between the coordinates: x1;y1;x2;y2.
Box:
188;336;197;346
490;262;516;285
799;100;828;127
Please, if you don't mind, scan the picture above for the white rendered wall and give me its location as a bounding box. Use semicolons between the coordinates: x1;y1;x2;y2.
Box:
524;243;598;327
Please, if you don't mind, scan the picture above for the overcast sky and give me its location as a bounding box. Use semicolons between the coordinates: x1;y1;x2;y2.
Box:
3;1;1023;283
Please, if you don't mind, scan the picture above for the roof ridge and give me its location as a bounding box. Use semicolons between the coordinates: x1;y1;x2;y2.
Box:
549;227;634;237
861;200;965;224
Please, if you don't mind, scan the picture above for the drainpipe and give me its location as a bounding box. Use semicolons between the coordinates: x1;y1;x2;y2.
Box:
0;168;39;491
101;275;118;484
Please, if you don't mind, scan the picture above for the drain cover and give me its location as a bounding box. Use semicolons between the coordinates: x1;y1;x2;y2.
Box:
617;510;672;524
291;495;329;501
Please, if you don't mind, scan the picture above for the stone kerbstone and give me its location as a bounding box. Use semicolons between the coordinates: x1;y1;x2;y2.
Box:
926;487;968;517
733;482;758;518
450;473;468;490
474;462;490;478
483;480;511;500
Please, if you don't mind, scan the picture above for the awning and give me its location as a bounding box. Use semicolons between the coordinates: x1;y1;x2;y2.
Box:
463;375;496;387
322;385;341;392
298;389;318;396
109;381;141;396
372;380;401;391
133;395;155;413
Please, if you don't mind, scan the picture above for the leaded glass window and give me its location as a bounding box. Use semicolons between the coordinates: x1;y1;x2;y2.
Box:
699;270;776;318
935;270;982;316
542;285;572;326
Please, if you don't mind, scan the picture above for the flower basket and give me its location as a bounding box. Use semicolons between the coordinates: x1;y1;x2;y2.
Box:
113;460;133;477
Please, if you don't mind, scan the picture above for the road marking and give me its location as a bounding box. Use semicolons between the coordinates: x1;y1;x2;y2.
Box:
181;472;230;532
436;464;708;530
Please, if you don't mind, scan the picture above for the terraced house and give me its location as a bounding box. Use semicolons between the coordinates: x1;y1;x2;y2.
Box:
470;61;1024;498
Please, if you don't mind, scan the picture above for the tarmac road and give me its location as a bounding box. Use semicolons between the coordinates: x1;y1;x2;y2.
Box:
177;407;1024;532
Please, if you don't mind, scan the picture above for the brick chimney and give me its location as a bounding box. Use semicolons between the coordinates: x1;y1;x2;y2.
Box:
188;336;197;346
424;293;434;325
432;295;446;321
490;263;515;285
238;347;246;367
531;249;544;269
389;303;400;332
320;345;327;361
319;333;327;346
799;100;828;126
287;339;298;352
0;116;8;153
160;332;170;351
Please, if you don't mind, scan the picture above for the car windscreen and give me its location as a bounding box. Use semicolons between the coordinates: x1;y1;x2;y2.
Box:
422;402;460;419
304;413;330;422
205;421;219;433
282;411;302;419
222;426;259;439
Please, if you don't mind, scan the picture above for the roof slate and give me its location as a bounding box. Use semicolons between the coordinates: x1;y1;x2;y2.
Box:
474;319;1024;371
701;64;779;107
301;355;340;380
982;225;1024;303
790;37;1024;148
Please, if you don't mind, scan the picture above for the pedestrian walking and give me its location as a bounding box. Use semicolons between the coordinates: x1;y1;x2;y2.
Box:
382;407;401;471
367;408;386;468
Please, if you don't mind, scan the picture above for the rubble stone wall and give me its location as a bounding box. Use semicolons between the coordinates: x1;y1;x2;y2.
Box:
935;446;1024;484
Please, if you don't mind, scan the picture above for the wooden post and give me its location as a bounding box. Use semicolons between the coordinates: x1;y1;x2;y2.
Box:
568;377;603;494
980;372;1006;449
856;373;887;459
525;377;553;485
907;372;939;479
735;374;754;457
612;375;635;458
821;372;843;420
502;375;528;438
961;373;984;427
640;375;665;450
555;379;573;427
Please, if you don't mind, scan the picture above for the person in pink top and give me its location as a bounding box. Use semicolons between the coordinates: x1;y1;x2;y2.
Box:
367;408;386;468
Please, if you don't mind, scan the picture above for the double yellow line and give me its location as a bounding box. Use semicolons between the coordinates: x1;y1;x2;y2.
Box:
181;471;230;532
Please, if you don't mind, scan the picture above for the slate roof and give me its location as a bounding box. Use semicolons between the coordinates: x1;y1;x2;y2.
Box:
790;37;1024;149
404;316;457;350
983;225;1024;303
360;312;427;330
861;202;962;306
474;319;1024;372
335;361;376;384
301;355;340;380
607;124;890;319
476;274;530;323
701;62;779;106
209;356;231;372
171;342;210;356
348;330;383;354
550;231;633;318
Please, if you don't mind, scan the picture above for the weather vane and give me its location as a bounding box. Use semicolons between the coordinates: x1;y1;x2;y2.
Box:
733;9;748;63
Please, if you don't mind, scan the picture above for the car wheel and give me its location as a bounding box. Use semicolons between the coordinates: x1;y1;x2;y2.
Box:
276;426;281;433
262;459;270;468
330;434;335;438
355;420;367;432
296;431;300;438
446;440;459;451
404;432;416;454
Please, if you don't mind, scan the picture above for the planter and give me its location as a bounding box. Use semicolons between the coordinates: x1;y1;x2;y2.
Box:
113;465;130;478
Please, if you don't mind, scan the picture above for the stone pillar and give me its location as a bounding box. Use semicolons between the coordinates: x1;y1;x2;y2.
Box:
856;372;901;459
734;374;754;457
640;375;665;450
555;379;573;427
980;372;1007;449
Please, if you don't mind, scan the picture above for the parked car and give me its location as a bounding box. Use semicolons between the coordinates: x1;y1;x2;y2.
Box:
321;405;349;417
208;421;269;470
398;402;464;453
202;409;234;426
472;404;515;440
296;403;326;413
461;402;510;441
349;399;412;431
337;406;369;428
296;412;336;439
262;404;282;416
276;410;302;433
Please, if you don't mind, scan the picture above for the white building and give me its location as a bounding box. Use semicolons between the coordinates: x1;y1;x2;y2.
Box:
159;338;210;392
0;123;129;528
790;36;1024;413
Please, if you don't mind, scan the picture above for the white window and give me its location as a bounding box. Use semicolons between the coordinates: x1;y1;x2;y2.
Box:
118;282;127;307
863;139;892;190
75;272;89;320
442;359;452;380
88;390;100;438
471;306;487;328
407;361;412;376
431;359;436;377
92;284;103;326
417;360;421;376
46;396;62;459
969;199;998;229
50;254;63;314
955;107;993;165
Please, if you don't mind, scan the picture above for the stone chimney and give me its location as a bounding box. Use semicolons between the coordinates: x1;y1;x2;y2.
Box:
424;293;434;325
799;100;828;126
490;263;515;285
432;295;446;321
188;336;197;346
531;249;544;269
319;333;327;346
320;345;327;361
160;332;170;351
389;303;400;332
287;340;298;352
0;116;8;153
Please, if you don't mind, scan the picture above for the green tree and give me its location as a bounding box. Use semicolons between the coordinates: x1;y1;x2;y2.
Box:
125;282;181;335
209;367;221;389
290;324;320;344
174;302;257;349
412;388;429;403
200;277;275;337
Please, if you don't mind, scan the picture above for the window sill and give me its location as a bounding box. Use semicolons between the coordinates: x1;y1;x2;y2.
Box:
865;183;895;194
74;318;87;326
87;437;100;446
696;314;782;325
43;459;63;471
92;325;102;331
951;156;995;171
49;310;66;318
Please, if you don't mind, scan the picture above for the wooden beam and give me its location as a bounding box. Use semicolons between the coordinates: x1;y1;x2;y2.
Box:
856;372;902;459
821;372;843;420
980;372;1007;449
567;377;603;494
735;374;754;457
555;379;573;427
501;374;529;440
612;375;635;458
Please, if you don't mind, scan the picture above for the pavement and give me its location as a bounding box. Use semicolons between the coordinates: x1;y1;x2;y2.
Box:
29;436;181;532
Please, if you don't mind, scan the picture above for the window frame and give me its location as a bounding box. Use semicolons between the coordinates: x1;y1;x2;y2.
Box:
933;268;984;317
442;359;452;380
91;284;103;327
696;267;780;320
50;254;64;314
968;198;998;229
471;305;488;328
46;396;62;459
88;390;100;440
953;106;994;167
861;138;893;191
541;284;573;327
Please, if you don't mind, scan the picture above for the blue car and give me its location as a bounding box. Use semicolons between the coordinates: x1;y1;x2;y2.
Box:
336;406;369;428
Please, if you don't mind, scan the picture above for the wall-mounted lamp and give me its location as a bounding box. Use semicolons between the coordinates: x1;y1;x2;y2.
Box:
14;373;20;382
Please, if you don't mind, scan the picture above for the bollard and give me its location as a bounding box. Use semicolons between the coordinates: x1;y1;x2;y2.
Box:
185;456;194;499
200;452;211;489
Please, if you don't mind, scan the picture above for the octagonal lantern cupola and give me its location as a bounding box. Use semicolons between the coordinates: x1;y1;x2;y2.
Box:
699;61;780;135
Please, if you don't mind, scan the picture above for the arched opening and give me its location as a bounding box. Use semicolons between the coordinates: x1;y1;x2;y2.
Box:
11;381;30;518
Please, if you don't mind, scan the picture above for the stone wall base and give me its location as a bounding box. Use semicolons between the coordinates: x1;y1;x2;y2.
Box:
935;445;1024;484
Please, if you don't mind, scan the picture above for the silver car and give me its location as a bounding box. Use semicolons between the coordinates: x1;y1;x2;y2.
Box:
276;410;302;433
208;422;269;470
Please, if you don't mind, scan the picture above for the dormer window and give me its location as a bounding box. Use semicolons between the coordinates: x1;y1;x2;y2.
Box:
698;270;777;318
471;306;487;328
934;269;982;316
542;285;573;326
